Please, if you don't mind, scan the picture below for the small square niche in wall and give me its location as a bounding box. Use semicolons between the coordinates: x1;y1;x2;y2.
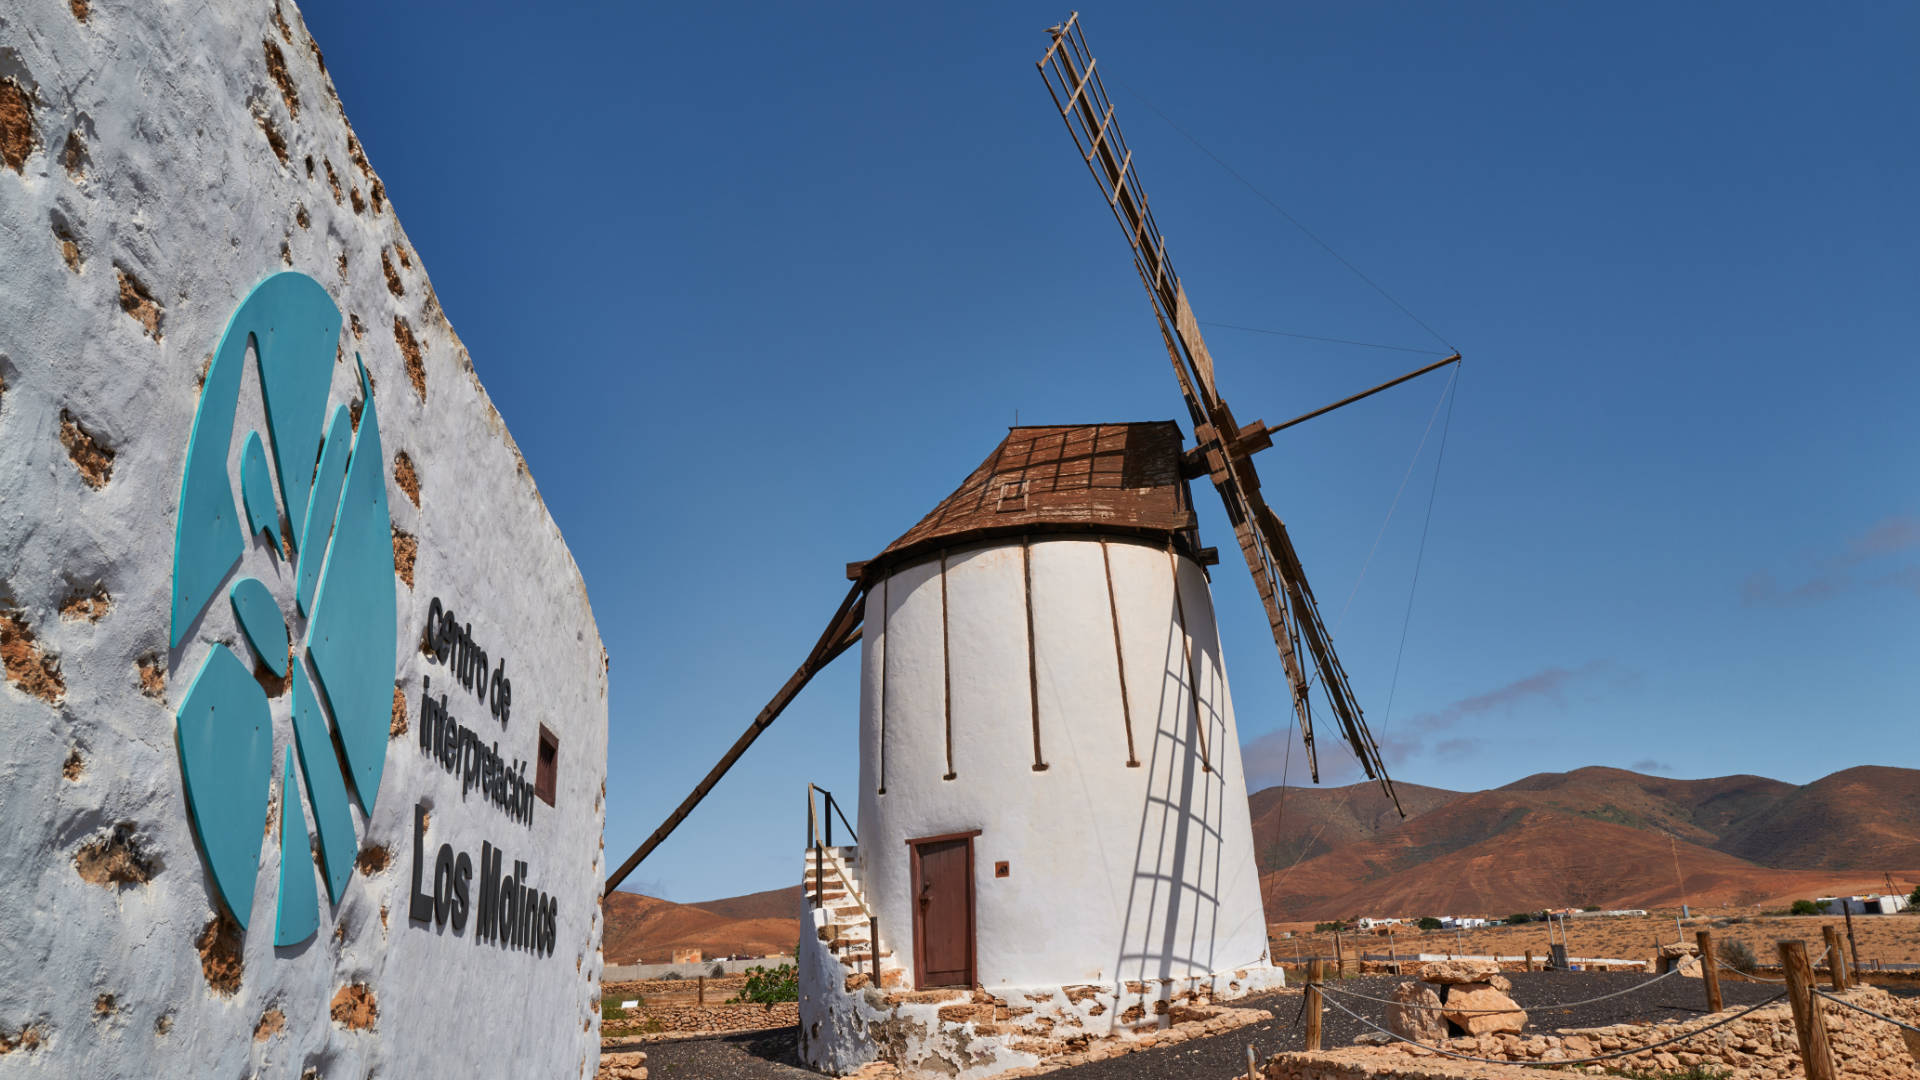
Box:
995;861;1009;878
536;724;559;806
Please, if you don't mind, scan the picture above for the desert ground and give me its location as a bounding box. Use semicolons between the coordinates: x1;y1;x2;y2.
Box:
1271;907;1920;969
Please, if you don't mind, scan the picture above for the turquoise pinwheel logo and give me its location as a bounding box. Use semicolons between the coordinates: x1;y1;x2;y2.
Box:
170;271;396;946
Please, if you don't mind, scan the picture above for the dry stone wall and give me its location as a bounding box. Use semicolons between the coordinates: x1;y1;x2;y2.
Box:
1268;985;1920;1080
0;1;608;1076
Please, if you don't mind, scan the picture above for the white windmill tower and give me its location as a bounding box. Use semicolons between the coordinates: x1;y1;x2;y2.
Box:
604;13;1456;1076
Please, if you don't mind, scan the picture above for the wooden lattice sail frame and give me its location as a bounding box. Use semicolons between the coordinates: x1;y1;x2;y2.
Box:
1038;12;1407;808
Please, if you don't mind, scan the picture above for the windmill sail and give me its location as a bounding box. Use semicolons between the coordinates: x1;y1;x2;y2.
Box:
1039;13;1400;809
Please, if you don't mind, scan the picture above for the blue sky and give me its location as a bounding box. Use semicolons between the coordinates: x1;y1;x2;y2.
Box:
303;1;1918;903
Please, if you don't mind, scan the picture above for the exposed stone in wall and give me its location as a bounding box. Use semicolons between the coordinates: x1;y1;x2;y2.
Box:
355;844;391;876
74;823;160;887
253;1007;284;1041
52;215;82;271
0;1023;45;1055
256;111;288;166
392;526;416;586
93;993;116;1017
63;747;85;780
329;984;376;1030
135;653;165;699
61;127;88;178
69;0;89;23
59;583;111;621
59;409;115;486
389;684;408;738
393;450;420;505
381;248;403;296
263;39;299;118
394;316;424;399
0;79;36;173
1;605;65;702
196;914;244;996
114;269;162;339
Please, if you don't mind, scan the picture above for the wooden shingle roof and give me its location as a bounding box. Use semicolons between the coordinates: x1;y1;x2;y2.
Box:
852;423;1202;580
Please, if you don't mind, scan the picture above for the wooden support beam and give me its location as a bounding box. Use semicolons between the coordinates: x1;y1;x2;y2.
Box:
1697;930;1723;1013
603;582;865;896
1304;958;1324;1051
1821;925;1849;990
1779;939;1837;1080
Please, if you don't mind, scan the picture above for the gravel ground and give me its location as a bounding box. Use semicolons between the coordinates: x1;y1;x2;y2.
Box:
640;970;1791;1080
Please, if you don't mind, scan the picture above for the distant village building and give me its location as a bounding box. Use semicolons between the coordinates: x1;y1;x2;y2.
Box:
1819;894;1911;916
671;947;704;965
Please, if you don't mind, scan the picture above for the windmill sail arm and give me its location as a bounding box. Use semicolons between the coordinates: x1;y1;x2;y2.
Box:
1259;506;1404;814
603;581;865;897
1038;12;1403;813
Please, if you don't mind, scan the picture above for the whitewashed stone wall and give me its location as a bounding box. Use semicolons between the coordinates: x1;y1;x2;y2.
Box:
0;1;608;1077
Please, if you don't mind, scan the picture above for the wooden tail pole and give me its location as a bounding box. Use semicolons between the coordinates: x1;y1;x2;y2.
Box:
1779;939;1838;1080
1696;929;1723;1013
603;583;865;897
1821;925;1849;990
1333;932;1345;977
1304;959;1324;1051
697;976;705;1006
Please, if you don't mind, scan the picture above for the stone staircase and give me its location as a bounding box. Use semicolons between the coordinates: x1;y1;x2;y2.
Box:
803;845;905;989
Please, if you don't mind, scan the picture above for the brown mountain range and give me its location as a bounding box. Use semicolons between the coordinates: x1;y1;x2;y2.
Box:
604;766;1920;960
1254;765;1920;920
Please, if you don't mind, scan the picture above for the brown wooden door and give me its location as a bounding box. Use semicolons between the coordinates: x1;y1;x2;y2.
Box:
911;835;975;988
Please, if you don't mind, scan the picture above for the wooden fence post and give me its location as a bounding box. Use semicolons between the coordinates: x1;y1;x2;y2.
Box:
698;975;705;1005
1524;949;1534;972
1779;939;1838;1080
1821;925;1849;991
1333;933;1345;978
1697;929;1723;1013
1304;959;1324;1051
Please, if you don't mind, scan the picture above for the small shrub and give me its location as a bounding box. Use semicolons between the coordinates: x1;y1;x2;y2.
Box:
1417;917;1443;931
710;963;726;978
1313;920;1349;933
600;997;634;1021
728;963;797;1005
1719;939;1760;974
1909;885;1919;908
1506;912;1535;925
1581;905;1601;912
1788;899;1824;916
658;971;683;980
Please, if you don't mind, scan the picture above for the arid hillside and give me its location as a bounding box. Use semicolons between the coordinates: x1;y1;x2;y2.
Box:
1256;765;1920;921
601;890;799;965
604;765;1920;959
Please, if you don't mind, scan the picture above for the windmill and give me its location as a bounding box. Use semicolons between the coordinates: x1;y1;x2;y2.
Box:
604;13;1459;1071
